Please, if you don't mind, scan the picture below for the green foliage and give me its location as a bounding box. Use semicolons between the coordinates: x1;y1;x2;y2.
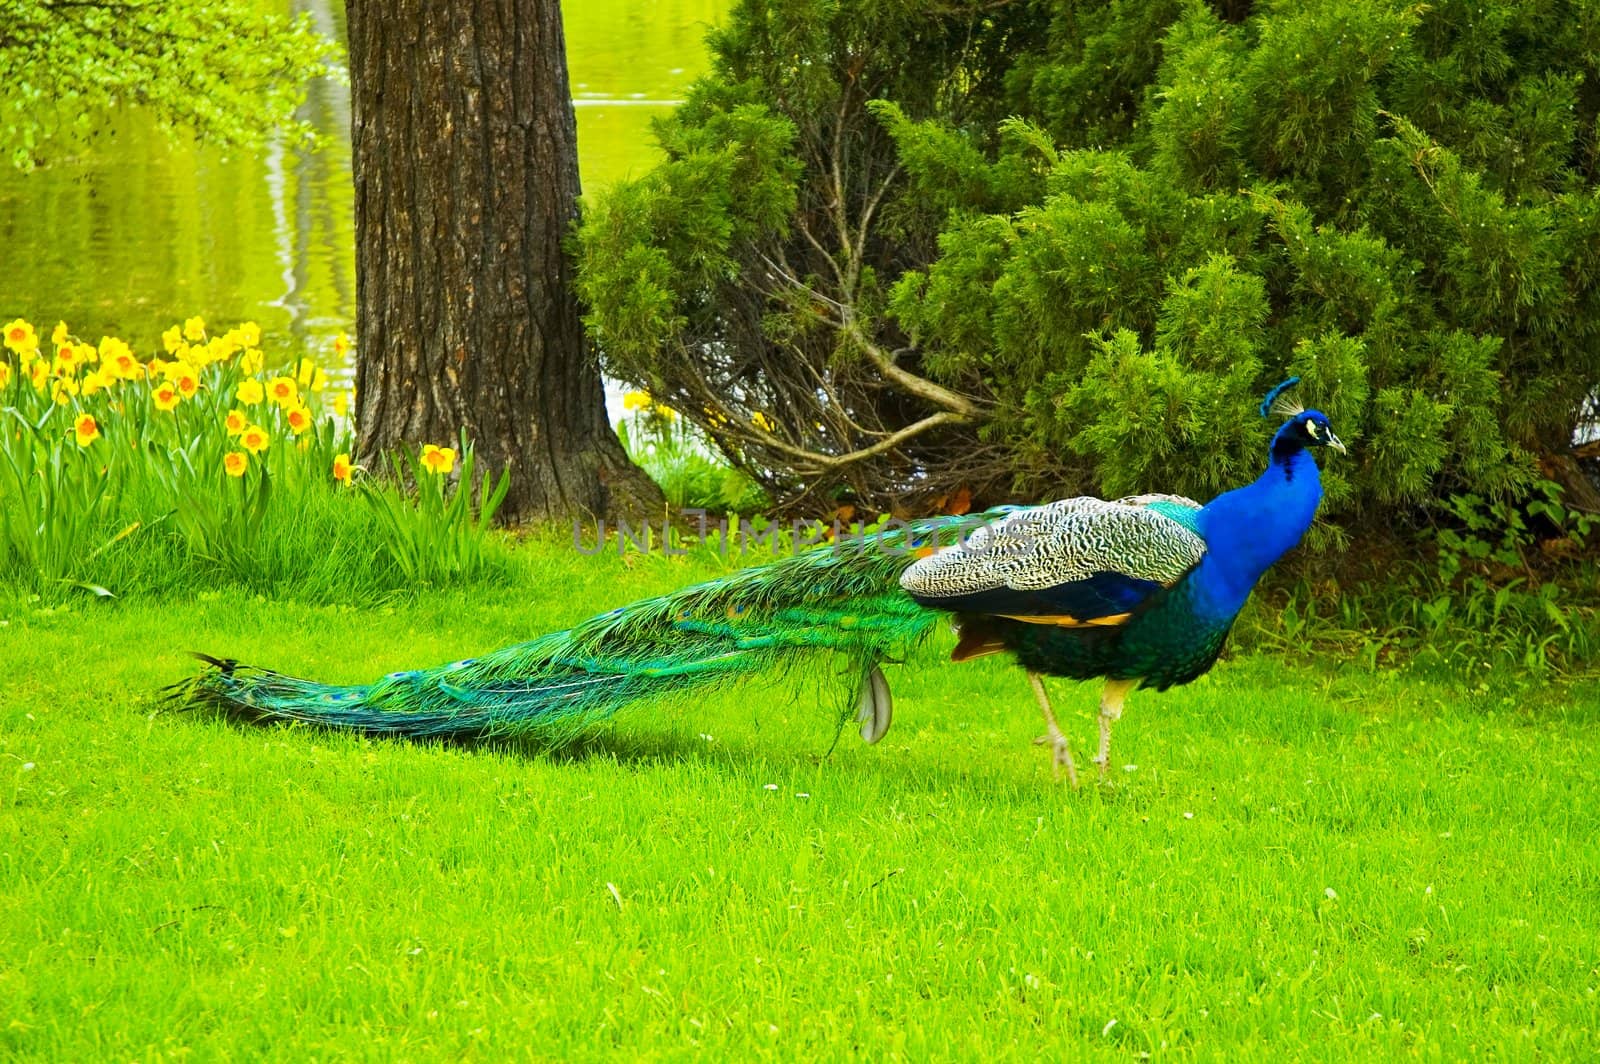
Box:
0;0;340;168
362;434;512;588
617;412;770;516
1244;479;1598;674
579;0;1600;542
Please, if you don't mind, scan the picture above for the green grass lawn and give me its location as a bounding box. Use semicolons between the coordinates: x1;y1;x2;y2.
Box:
2;544;1598;1060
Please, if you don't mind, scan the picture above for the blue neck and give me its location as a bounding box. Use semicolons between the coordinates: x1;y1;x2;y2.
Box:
1193;425;1323;615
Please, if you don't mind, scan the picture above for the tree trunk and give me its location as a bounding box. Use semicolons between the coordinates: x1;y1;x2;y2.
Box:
347;0;661;523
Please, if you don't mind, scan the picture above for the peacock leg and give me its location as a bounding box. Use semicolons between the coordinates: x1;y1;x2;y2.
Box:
1028;672;1079;788
1094;679;1138;782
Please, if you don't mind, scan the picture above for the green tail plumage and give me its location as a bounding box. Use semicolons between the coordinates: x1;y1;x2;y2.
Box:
171;519;975;742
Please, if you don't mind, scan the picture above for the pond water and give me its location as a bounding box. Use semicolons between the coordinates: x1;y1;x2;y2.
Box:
0;0;726;399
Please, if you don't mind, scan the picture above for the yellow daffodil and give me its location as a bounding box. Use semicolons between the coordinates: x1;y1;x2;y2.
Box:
267;376;298;407
622;390;652;412
224;451;248;478
296;358;326;391
29;360;48;391
332;392;349;418
285;405;312;435
52;346;79;377
109;351;142;380
332;452;354;484
240;424;270;455
50;377;79;405
240;348;264;375
236;379;264;405
51;321;69;346
153;383;180;411
183;315;206;342
162;325;183;354
146;356;169;380
653;402;678;421
238;321;261;347
80;368;111;396
98;336;131;365
174;365;200;400
73;414;99;447
206;335;236;363
333;331;350;357
420;443;457;475
224;409;248;436
0;362;10;389
3;319;37;354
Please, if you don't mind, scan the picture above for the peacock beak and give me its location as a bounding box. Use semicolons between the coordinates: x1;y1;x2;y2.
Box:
1327;432;1347;455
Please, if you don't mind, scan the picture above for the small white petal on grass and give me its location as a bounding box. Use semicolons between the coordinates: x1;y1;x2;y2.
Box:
763;783;779;791
1122;764;1137;773
1325;887;1338;899
795;792;810;799
606;882;624;909
22;763;35;771
1182;811;1194;820
698;734;715;742
1102;1019;1118;1037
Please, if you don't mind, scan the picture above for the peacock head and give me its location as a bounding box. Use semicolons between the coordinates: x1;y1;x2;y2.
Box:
1282;409;1346;454
1260;377;1346;455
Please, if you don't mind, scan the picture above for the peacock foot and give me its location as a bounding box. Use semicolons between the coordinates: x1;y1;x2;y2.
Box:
1033;732;1080;788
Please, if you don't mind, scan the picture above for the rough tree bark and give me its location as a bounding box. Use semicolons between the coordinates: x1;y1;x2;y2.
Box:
347;0;661;523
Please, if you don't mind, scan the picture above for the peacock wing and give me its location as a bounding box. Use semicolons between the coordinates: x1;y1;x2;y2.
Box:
898;496;1207;626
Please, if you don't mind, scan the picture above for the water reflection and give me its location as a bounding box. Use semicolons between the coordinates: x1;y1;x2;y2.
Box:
0;0;725;396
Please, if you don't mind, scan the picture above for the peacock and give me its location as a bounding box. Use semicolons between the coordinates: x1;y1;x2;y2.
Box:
172;379;1345;786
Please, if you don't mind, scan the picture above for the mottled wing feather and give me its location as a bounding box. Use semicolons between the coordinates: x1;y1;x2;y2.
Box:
898;497;1207;624
1116;493;1203;536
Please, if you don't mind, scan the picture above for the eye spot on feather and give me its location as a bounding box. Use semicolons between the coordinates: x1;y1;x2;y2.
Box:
725;603;748;620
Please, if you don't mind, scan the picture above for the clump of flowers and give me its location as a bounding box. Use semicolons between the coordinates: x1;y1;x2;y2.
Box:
622;389;677;421
0;315;364;482
0;314;506;596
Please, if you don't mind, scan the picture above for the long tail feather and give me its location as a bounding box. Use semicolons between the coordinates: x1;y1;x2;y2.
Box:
169;518;983;742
